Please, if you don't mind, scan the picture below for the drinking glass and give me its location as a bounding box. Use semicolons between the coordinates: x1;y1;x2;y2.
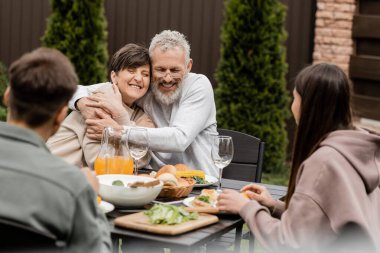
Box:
211;135;234;192
127;128;149;175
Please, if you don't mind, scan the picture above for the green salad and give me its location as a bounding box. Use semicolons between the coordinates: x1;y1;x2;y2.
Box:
197;195;210;203
145;204;198;225
193;176;209;184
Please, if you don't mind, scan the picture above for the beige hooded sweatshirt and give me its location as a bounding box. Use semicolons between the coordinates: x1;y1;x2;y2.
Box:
240;128;380;253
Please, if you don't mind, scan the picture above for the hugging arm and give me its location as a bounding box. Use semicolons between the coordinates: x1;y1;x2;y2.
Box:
142;76;215;152
69;83;105;111
69;83;154;140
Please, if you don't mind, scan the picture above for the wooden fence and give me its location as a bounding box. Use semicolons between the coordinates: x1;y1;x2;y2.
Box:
0;0;315;87
0;0;316;154
350;0;380;120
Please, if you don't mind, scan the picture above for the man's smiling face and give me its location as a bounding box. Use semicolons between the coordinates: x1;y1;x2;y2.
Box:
150;46;191;105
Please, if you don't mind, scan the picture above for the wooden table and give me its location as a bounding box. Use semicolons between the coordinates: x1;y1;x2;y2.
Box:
107;179;287;253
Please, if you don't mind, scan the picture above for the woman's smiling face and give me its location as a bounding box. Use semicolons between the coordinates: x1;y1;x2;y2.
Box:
111;65;150;106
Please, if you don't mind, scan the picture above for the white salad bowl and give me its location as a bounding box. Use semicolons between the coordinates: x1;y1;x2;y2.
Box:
97;174;163;207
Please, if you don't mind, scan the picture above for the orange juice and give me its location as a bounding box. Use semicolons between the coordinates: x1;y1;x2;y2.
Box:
94;156;134;175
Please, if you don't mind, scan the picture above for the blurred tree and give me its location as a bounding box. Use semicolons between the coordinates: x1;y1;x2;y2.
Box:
0;61;8;121
42;0;108;85
215;0;290;173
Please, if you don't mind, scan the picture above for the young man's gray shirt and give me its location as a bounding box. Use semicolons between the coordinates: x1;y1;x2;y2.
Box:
0;122;112;253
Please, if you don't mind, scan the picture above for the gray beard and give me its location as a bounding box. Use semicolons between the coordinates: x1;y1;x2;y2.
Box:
151;81;182;106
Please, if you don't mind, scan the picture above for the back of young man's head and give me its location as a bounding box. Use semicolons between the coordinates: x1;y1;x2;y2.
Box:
7;47;78;127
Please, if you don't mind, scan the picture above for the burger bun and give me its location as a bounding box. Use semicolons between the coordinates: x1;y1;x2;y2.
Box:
156;165;176;177
157;173;178;187
174;163;190;171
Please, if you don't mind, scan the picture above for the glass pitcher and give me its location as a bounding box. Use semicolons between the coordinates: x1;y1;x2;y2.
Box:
94;127;134;175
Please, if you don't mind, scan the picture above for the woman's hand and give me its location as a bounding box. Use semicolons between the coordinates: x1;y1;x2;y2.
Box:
76;97;108;120
241;184;276;210
85;110;123;140
85;84;126;119
217;189;250;214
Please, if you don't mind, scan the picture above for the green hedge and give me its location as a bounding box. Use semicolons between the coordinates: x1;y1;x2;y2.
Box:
42;0;108;85
0;62;7;121
215;0;290;173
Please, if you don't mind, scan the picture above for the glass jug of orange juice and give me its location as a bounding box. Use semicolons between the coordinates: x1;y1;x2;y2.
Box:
94;127;134;175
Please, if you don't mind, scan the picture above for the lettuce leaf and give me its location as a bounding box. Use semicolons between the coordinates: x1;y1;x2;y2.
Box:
145;204;198;225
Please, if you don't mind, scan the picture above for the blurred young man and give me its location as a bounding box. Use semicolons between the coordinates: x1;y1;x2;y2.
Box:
70;30;219;177
0;48;112;252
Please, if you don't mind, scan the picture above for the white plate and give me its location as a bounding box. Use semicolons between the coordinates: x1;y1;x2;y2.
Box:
99;200;115;214
183;196;196;207
194;175;218;187
183;196;217;208
182;196;235;215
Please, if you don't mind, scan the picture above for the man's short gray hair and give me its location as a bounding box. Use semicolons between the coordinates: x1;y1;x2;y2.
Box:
149;30;191;65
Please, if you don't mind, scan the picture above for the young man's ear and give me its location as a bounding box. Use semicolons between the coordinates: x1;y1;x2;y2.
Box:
3;86;10;107
50;105;68;137
54;105;68;127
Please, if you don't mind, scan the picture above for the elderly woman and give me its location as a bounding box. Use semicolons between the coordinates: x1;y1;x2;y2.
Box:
47;44;154;169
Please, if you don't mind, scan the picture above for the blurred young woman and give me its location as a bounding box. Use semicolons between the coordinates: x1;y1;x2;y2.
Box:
218;63;380;253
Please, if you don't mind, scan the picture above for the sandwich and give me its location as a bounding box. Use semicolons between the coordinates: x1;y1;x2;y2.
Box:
192;189;219;207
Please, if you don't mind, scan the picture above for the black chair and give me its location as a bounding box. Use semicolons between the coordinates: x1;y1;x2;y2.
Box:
218;128;265;182
0;217;65;252
206;129;265;253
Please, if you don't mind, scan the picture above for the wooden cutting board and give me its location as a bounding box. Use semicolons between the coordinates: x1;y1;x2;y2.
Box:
114;212;219;235
184;206;219;214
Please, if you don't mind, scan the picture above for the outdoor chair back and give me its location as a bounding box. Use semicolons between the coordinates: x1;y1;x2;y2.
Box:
218;128;264;182
0;217;64;252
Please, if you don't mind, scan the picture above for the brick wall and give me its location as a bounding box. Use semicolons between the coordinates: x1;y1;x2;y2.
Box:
313;0;380;130
313;0;357;73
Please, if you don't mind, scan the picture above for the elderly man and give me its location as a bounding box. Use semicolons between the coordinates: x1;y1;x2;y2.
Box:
70;30;218;177
0;48;112;252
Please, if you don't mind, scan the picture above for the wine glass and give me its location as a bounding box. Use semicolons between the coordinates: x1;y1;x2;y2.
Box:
127;128;149;175
211;135;234;192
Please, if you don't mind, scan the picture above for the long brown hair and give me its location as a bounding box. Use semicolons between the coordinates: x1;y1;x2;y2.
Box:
285;63;353;208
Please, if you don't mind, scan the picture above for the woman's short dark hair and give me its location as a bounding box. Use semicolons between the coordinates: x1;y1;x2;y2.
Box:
8;47;78;127
286;63;353;207
108;44;150;80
